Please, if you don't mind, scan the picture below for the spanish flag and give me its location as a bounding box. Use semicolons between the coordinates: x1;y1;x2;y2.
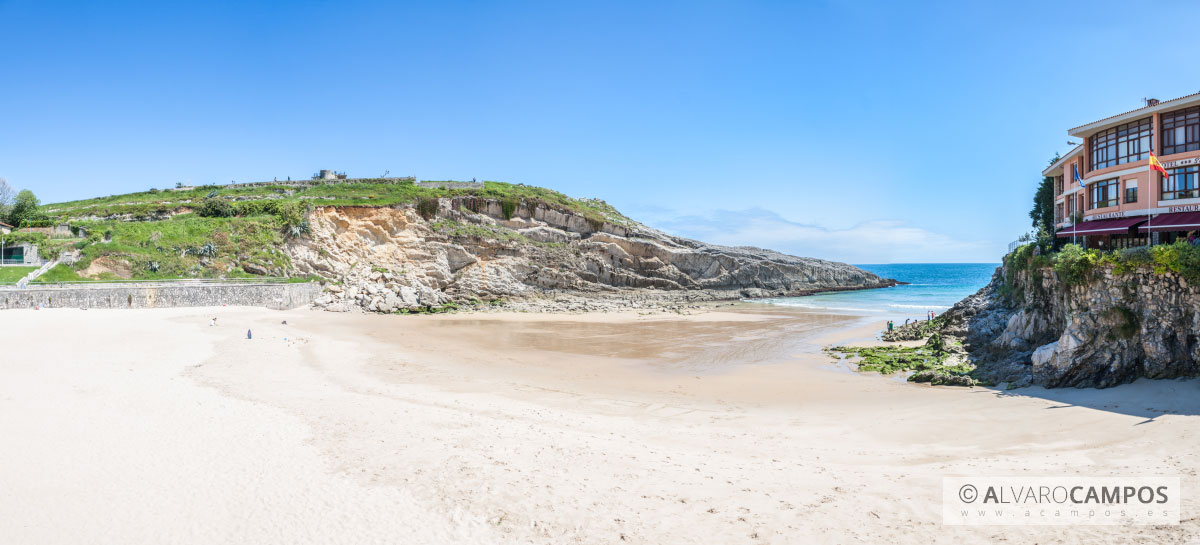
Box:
1150;150;1170;179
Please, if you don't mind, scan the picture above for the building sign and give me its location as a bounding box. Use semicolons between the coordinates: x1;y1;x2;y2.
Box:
1168;204;1200;213
1162;157;1200;168
1090;211;1126;220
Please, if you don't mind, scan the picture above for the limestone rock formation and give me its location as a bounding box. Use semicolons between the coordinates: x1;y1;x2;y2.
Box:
286;198;894;313
934;262;1200;388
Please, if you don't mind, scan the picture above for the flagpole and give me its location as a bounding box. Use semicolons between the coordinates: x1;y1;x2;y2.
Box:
1149;150;1159;247
1148;175;1153;247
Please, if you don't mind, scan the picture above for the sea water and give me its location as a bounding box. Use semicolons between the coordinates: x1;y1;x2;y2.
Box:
757;263;998;320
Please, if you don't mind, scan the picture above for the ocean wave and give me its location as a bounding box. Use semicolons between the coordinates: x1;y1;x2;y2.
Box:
755;299;953;314
757;301;880;313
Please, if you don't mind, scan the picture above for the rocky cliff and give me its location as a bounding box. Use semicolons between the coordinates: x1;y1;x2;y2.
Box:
286;197;894;313
932;261;1200;388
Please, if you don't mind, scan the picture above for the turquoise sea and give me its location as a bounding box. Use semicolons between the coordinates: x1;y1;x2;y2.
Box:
757;263;999;320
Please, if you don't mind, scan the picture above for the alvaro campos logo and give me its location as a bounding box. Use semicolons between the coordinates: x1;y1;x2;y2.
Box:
943;476;1180;525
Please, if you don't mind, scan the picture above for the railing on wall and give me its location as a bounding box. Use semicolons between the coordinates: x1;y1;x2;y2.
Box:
0;277;308;289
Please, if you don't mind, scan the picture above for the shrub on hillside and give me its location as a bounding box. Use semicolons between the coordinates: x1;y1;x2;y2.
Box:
1149;241;1200;285
275;201;311;239
197;197;234;218
1107;246;1154;274
416;197;439;220
233;200;281;217
1004;243;1036;270
1052;243;1101;285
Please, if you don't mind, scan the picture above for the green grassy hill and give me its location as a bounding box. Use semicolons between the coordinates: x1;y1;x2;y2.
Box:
21;179;630;282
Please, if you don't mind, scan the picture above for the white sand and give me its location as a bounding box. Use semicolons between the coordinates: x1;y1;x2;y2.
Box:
0;306;1196;544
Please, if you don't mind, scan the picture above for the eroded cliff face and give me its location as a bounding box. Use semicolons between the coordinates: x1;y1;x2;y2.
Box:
285;199;893;312
939;263;1200;388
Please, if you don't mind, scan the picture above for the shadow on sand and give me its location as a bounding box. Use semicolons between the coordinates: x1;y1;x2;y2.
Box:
984;377;1200;423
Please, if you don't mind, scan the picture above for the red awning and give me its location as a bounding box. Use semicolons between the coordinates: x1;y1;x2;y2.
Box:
1056;217;1147;238
1139;211;1200;233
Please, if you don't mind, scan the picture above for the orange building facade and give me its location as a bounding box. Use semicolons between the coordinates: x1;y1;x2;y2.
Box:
1046;93;1200;249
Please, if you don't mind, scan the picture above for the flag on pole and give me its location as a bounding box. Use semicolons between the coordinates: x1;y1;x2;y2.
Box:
1150;150;1170;179
1073;164;1084;186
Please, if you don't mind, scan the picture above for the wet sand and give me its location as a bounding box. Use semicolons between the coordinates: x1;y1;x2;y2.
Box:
0;305;1196;544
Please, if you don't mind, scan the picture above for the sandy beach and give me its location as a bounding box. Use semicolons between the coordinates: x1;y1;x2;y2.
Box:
1;305;1196;544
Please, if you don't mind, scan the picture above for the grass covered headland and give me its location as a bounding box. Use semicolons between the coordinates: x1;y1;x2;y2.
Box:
22;179;631;282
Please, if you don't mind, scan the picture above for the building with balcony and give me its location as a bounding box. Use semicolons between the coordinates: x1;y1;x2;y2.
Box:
1045;93;1200;249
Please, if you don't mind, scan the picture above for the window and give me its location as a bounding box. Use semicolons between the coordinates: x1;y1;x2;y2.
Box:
1090;117;1153;170
1055;175;1063;196
1090;179;1119;209
1125;180;1138;203
1055;203;1064;223
1162;106;1200;155
1163;165;1200;200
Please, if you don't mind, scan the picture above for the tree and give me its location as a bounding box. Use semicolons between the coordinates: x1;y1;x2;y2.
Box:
7;189;40;227
1030;176;1054;232
1029;153;1060;250
0;178;14;219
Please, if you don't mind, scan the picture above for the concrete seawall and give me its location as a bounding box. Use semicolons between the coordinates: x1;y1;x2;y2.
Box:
0;282;321;310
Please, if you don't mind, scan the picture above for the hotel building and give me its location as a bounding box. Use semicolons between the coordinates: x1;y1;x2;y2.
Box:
1045;93;1200;248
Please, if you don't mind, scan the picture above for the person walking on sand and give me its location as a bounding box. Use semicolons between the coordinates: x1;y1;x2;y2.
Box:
247;329;252;340
210;317;216;327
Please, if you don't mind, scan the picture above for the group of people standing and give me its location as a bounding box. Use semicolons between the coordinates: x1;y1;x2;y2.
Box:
885;310;937;333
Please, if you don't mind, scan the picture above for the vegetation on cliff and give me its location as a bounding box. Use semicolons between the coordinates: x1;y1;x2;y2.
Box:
1005;241;1200;290
25;180;634;282
44;180;631;227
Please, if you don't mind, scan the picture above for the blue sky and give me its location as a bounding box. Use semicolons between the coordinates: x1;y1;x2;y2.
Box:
2;0;1198;263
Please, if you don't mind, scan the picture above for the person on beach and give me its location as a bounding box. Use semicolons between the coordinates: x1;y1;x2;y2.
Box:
887;320;893;332
247;329;252;339
210;317;216;327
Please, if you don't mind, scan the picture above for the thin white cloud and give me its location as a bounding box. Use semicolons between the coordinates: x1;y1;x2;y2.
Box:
645;207;993;263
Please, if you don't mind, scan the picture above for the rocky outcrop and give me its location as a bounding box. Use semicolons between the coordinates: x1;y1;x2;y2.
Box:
286;199;894;313
937;262;1200;388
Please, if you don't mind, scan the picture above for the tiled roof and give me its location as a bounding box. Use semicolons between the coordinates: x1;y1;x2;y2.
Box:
1070;92;1200;133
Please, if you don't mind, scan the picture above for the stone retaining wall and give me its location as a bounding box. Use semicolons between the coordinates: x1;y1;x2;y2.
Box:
171;177;416;192
0;282;321;310
418;181;485;190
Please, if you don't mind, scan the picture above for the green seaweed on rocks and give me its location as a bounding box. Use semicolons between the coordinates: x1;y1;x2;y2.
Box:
824;333;980;387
